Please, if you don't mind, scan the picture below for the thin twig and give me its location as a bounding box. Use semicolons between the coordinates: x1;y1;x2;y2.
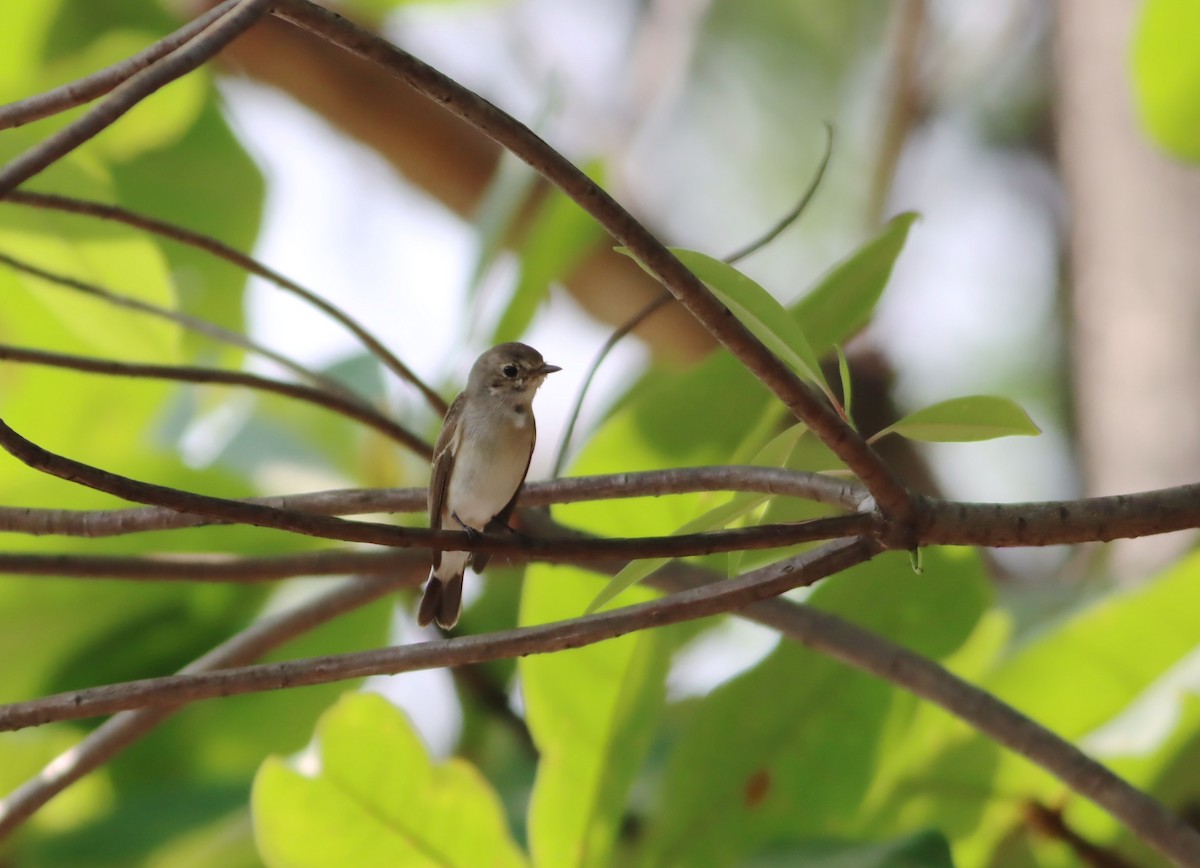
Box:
0;249;368;407
2;190;448;415
0;415;874;560
270;0;916;526
0;1;242;130
0;0;273;197
551;291;670;476
869;0;927;223
553;128;835;475
0;343;431;457
0;562;424;840
722;123;834;264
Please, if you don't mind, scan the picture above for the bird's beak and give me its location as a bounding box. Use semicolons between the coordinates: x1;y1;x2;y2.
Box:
539;363;562;376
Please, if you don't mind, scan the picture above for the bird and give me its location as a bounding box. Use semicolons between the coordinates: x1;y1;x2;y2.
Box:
418;342;561;629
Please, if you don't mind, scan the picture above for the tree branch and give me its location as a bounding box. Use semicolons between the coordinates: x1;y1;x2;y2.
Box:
0;538;877;732
1;190;448;415
0;343;431;457
0;1;242;130
0;0;273;196
269;0;916;526
0;416;873;560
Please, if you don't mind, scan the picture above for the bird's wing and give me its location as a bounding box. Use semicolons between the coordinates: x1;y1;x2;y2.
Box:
428;393;464;570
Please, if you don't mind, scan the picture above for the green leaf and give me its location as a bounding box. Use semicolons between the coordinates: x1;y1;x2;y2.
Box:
521;565;671;868
794;212;918;354
641;548;991;867
1132;0;1200;162
876;395;1040;443
667;247;828;389
253;693;528;868
835;344;853;421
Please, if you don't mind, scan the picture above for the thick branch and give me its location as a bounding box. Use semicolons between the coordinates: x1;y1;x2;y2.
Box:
269;0;915;524
918;487;1200;546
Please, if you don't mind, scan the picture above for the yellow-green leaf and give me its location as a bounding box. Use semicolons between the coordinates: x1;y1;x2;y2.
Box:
876;395;1041;443
252;693;528;868
1132;0;1200;162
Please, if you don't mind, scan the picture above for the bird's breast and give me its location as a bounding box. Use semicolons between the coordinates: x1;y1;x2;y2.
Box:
444;410;533;530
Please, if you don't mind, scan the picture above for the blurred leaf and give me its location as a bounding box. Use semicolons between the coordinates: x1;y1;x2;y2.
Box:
494;162;605;343
876;395;1040;443
112;90;263;341
0;138;180;363
865;550;1200;862
253;693;528;868
652;247;828;391
794;212;918;354
521;565;670;868
1132;0;1200;162
745;830;955;868
641;548;990;867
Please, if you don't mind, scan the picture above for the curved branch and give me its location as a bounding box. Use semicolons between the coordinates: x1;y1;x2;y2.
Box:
1;190;448;415
0;1;241;130
0;0;273;196
0;343;431;457
269;0;916;524
0;249;367;407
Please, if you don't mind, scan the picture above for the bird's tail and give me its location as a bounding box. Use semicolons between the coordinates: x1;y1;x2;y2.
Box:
418;569;464;630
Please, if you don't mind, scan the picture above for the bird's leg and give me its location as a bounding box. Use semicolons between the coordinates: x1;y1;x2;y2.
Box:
451;511;482;542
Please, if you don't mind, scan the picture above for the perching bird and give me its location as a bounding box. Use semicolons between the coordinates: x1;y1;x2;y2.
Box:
418;342;561;629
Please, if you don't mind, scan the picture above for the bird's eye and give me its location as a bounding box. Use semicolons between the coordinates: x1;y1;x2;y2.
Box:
502;364;519;378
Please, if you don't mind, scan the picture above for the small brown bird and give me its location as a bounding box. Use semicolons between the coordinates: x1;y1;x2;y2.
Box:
418;342;560;629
